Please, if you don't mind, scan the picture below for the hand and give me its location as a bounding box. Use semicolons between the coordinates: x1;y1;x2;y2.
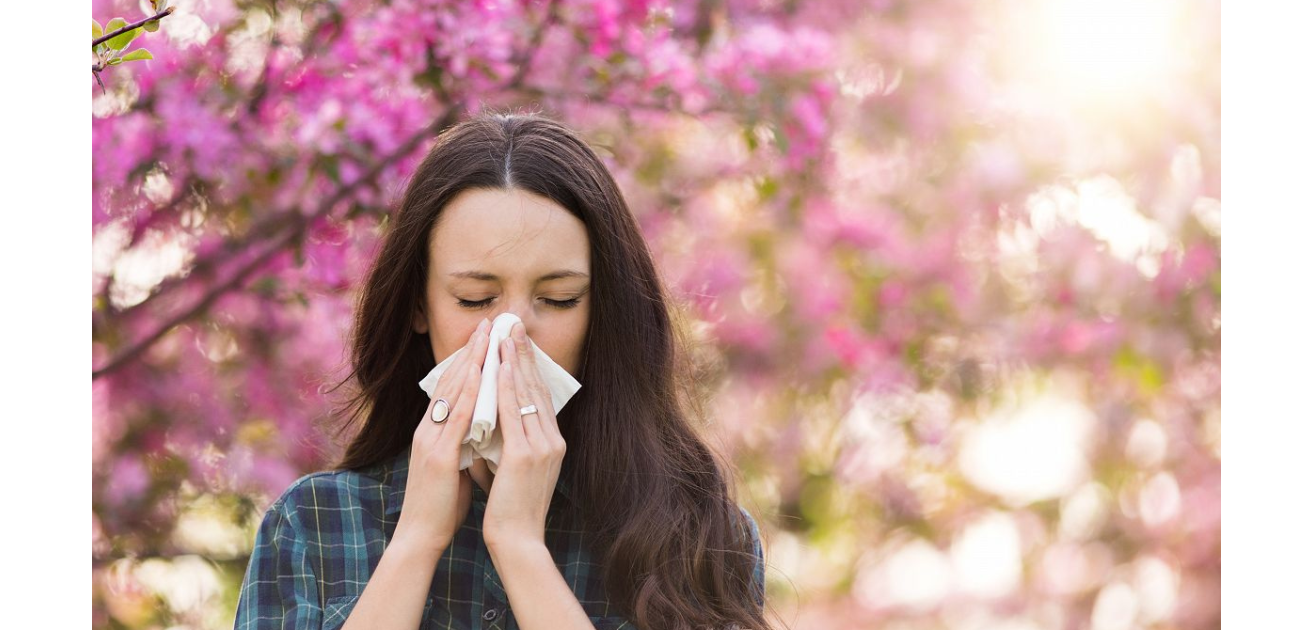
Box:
482;321;567;552
392;317;491;560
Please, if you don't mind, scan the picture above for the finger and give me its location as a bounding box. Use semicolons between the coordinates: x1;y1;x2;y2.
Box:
438;359;481;446
426;349;469;419
417;391;443;438
435;321;486;398
417;321;487;449
498;348;526;452
422;361;468;443
432;320;491;417
508;351;548;447
424;358;466;434
512;324;561;440
512;322;546;402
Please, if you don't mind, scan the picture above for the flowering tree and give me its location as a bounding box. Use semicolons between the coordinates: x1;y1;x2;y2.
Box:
92;1;174;92
92;0;1220;628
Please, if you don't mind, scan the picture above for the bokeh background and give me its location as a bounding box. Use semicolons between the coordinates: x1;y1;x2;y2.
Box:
91;0;1221;628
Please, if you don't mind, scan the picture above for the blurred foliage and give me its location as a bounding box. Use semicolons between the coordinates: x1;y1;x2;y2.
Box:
91;0;1220;628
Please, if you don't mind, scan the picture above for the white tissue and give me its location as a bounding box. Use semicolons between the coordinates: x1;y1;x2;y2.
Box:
417;312;582;474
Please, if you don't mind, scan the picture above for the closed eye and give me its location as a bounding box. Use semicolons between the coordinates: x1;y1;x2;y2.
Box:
456;297;582;310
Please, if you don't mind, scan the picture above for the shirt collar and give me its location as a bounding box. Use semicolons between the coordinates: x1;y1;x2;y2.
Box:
383;450;575;515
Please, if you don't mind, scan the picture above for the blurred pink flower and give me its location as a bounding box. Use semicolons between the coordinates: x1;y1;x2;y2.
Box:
104;457;150;507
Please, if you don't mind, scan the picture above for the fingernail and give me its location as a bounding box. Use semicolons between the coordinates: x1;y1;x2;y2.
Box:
513;323;526;341
479;318;491;333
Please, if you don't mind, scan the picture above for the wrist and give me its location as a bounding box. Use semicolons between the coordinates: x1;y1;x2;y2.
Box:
388;525;450;565
486;535;549;565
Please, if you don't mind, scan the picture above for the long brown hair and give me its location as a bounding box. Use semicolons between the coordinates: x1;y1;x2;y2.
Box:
327;110;769;630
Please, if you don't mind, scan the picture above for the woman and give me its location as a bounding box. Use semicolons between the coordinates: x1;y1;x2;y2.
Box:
234;112;768;630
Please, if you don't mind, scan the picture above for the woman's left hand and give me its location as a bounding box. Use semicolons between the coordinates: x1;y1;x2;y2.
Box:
483;321;567;552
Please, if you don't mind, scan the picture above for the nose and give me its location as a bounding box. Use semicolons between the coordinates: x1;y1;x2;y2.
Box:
500;301;534;335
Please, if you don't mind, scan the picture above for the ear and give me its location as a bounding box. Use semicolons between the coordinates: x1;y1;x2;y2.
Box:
413;303;429;335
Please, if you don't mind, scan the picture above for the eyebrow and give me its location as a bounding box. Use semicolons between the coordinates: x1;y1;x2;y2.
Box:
447;270;590;283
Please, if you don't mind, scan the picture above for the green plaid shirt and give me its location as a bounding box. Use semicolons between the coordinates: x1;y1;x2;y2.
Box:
234;450;765;629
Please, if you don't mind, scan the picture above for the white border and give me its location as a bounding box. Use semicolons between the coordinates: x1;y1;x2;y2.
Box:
1225;0;1313;627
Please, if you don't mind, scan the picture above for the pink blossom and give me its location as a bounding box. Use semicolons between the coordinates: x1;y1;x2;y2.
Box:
104;457;150;506
89;2;1221;626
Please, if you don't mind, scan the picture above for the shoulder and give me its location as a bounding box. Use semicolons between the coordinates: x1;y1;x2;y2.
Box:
737;505;762;542
265;465;390;528
736;505;767;607
735;506;765;565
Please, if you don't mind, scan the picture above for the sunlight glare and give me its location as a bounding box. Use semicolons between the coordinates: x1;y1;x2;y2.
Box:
958;389;1096;506
1046;0;1178;92
951;510;1022;599
855;537;954;612
997;0;1188;112
109;231;198;310
1025;175;1171;277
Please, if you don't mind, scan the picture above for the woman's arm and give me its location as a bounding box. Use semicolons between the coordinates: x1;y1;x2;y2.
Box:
489;539;596;630
340;534;448;630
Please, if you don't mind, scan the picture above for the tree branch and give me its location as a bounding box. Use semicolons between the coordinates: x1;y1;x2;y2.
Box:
92;107;458;380
504;0;561;87
97;5;357;323
93;1;564;379
93;7;176;49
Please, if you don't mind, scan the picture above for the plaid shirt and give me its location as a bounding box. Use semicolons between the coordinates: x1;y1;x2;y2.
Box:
234;450;765;629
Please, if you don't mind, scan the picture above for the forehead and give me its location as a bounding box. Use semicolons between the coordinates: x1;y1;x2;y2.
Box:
430;188;589;274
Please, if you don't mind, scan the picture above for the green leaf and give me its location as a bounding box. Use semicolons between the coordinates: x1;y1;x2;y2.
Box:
105;17;127;33
107;57;124;66
108;28;141;51
106;19;140;51
93;19;104;40
143;19;160;32
742;127;758;152
120;49;153;62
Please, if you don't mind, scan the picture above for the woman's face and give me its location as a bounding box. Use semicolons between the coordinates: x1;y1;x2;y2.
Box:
414;187;591;378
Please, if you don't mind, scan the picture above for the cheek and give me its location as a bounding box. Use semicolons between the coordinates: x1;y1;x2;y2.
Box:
430;305;481;361
522;317;585;367
434;336;462;362
544;313;589;371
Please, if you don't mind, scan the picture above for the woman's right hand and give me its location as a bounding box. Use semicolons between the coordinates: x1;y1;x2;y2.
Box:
392;316;491;560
